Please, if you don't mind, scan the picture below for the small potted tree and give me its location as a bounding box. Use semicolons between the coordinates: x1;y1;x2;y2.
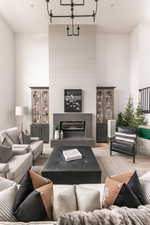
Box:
117;97;145;134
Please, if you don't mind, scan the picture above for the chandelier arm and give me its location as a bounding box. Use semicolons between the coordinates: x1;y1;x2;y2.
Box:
94;0;99;16
46;1;51;16
60;0;85;6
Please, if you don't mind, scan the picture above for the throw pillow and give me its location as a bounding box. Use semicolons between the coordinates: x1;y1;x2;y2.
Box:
139;180;150;204
0;144;13;163
114;183;141;208
140;171;150;204
13;170;51;212
15;183;53;222
75;186;100;212
0;184;18;222
127;171;145;204
22;132;31;144
104;172;132;207
114;171;145;208
140;171;150;182
53;185;77;221
2;133;14;147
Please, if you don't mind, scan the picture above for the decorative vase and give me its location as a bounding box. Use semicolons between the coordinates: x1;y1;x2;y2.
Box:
54;130;59;139
60;130;64;139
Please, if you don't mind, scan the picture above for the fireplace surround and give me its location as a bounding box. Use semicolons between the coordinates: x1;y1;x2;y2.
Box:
51;113;95;147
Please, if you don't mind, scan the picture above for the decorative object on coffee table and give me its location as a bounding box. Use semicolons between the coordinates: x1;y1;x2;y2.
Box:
64;89;82;112
30;87;49;143
96;87;115;143
42;146;101;184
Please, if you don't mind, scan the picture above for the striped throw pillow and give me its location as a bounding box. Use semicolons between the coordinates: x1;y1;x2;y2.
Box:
0;184;18;222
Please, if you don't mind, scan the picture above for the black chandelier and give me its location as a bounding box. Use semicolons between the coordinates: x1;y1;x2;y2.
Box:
45;0;99;36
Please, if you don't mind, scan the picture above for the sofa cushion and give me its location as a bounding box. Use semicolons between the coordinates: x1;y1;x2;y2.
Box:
30;140;43;160
0;145;13;163
53;185;77;221
15;183;53;222
6;153;32;183
0;177;16;192
75;186;100;212
12;145;30;155
13;170;51;212
0;184;18;222
0;163;9;176
79;183;105;208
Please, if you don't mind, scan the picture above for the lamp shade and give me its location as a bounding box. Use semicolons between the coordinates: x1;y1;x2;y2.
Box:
15;106;24;116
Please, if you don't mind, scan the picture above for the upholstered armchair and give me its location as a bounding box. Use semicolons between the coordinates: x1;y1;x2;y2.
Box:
110;132;137;163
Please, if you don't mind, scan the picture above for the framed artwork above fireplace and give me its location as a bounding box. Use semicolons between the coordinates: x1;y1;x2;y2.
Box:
64;89;82;112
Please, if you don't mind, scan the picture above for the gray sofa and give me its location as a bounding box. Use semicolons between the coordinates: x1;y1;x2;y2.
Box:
0;127;43;183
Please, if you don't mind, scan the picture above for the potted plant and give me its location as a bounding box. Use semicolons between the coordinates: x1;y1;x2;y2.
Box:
117;97;145;134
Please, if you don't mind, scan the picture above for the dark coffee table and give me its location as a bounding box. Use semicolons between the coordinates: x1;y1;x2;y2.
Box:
42;146;101;184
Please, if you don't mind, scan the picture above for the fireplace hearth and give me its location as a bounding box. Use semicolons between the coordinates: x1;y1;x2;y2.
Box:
51;113;95;147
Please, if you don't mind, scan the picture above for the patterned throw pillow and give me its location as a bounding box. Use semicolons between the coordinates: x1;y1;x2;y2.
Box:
2;134;14;147
13;170;53;222
0;184;18;222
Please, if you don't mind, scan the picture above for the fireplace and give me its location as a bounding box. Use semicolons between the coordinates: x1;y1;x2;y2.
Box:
51;113;95;147
60;120;85;138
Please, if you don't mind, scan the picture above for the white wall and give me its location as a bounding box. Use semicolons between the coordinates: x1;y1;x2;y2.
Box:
15;33;49;130
0;15;16;130
130;24;150;124
96;30;130;117
49;25;97;138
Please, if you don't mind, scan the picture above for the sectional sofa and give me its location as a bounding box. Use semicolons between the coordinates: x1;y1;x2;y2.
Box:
0;127;43;183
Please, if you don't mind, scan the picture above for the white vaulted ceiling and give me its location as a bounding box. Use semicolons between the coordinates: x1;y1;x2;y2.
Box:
0;0;150;33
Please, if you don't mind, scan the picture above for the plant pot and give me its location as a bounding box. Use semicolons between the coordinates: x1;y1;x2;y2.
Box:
117;126;136;134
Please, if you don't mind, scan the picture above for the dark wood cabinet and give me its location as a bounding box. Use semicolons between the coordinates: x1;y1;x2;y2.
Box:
31;124;49;143
96;87;115;143
30;87;49;143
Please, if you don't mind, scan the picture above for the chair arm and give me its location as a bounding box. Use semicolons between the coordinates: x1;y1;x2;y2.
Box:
30;137;40;142
0;163;9;177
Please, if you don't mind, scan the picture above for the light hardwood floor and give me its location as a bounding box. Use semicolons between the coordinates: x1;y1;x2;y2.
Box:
34;143;150;175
